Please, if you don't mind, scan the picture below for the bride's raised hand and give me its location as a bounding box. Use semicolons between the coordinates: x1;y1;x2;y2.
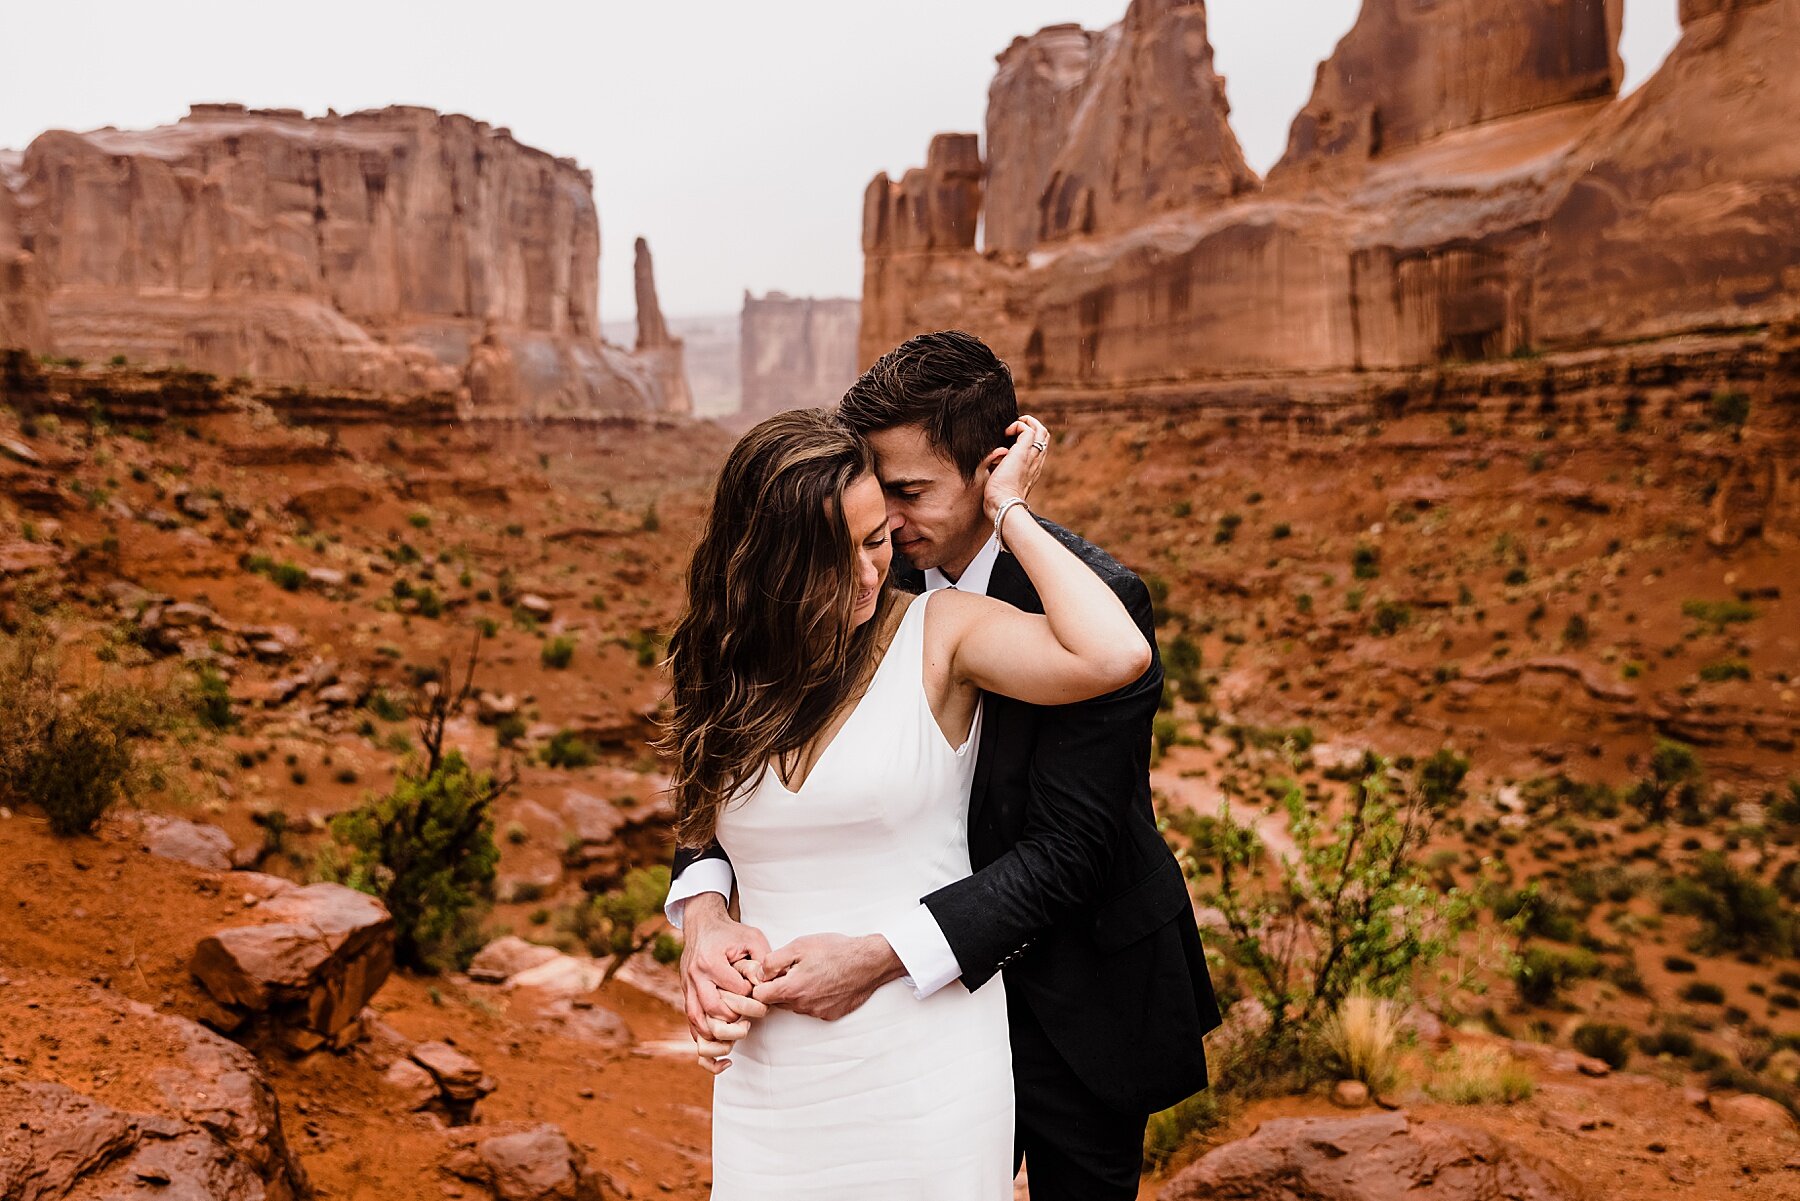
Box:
694;969;768;1074
981;414;1050;524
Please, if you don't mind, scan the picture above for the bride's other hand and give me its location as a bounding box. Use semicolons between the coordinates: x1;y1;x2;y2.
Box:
694;988;768;1074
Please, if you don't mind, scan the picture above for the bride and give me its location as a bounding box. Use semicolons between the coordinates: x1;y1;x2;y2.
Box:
662;406;1148;1199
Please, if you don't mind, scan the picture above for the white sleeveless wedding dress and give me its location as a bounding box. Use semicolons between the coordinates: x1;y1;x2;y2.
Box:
710;591;1014;1199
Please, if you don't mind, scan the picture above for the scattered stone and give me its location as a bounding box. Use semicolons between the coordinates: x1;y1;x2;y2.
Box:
130;812;237;872
469;935;563;984
439;1123;602;1201
177;490;218;519
517;593;553;619
307;566;348;589
533;997;634;1050
0;541;60;576
0;435;43;465
478;691;522;723
383;1057;442;1111
1330;1079;1371;1109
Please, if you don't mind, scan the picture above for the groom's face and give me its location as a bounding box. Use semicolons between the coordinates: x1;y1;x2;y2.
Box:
864;424;988;575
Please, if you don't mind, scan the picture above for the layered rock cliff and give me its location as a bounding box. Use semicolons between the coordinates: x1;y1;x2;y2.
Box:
860;0;1800;387
740;292;860;424
0;105;678;415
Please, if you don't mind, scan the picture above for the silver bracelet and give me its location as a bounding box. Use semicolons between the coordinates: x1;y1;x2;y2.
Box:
993;496;1030;550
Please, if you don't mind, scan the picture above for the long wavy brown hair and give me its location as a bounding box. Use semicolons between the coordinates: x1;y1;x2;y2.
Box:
661;408;898;847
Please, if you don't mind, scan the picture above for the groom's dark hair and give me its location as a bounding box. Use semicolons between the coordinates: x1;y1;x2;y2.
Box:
837;330;1018;480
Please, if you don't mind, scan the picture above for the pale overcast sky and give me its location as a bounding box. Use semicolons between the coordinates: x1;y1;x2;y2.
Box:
0;1;1682;321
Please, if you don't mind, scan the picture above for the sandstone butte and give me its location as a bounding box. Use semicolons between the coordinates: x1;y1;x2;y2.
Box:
0;104;689;417
860;0;1800;387
738;291;861;426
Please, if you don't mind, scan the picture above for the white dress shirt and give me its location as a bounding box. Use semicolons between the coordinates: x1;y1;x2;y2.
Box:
664;534;1003;1000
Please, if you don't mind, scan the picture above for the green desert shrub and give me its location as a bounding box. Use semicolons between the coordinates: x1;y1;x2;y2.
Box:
1572;1022;1633;1070
0;624;168;835
542;729;598;769
313;748;501;972
541;635;577;670
1662;853;1795;956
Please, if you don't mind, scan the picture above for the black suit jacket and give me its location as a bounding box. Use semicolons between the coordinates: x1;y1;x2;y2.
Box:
672;517;1220;1115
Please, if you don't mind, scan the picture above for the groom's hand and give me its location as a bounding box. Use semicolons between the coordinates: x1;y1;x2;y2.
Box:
680;893;772;1046
752;933;905;1021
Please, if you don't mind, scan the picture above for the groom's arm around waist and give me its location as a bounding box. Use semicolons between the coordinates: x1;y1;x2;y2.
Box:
665;842;733;929
920;567;1162;991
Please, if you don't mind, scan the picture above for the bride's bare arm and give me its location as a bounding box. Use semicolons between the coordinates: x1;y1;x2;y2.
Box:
937;416;1149;706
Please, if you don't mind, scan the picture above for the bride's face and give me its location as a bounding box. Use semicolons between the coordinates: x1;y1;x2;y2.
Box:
843;472;896;628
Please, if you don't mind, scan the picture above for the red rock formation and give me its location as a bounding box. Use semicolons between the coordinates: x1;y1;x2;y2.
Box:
860;133;988;367
984;24;1108;257
858;0;1800;386
633;236;694;415
1037;0;1257;242
1;105;661;413
1531;0;1800;347
1271;0;1623;186
0;154;48;352
740;292;860;423
863;132;982;258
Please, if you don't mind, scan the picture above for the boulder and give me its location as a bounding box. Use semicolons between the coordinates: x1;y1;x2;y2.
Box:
517;593;554;619
190;881;395;1047
1714;1093;1796;1132
1160;1110;1584;1201
0;974;308;1201
439;1122;603;1201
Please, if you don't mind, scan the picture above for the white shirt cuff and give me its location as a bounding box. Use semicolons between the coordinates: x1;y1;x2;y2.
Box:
664;858;735;929
878;904;963;999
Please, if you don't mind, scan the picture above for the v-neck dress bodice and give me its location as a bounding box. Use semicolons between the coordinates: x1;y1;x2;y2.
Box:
709;591;1011;1199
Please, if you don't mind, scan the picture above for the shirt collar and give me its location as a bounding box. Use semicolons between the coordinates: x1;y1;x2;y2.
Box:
923;534;1002;596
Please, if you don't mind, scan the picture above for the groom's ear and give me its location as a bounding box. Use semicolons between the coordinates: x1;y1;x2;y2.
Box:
978;447;1007;478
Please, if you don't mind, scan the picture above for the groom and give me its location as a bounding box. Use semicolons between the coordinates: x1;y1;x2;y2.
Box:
666;330;1219;1199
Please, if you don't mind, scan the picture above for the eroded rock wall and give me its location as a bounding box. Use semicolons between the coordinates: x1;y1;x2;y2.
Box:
2;104;660;413
1271;0;1623;185
984;24;1109;257
1532;0;1800;346
1037;1;1256;243
0;153;48;352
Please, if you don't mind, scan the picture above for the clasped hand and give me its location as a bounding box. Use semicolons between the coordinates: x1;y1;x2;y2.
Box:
682;897;902;1073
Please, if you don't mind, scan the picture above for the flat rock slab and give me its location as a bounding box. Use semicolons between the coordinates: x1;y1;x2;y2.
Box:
1160;1110;1586;1201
